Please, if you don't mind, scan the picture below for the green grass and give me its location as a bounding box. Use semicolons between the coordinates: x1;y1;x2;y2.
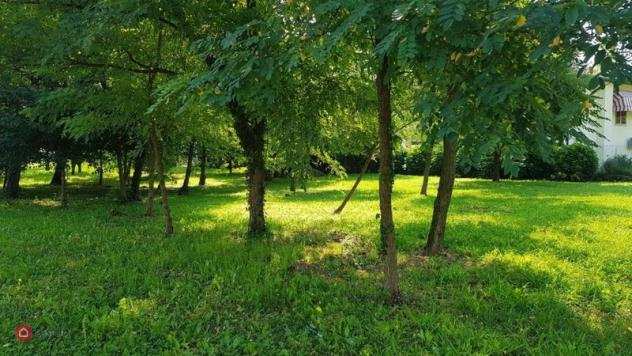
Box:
1;167;631;354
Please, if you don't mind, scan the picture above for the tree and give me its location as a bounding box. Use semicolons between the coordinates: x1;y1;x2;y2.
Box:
381;0;632;254
10;0;202;233
175;1;369;237
0;77;42;198
178;141;195;195
198;145;207;186
313;0;413;303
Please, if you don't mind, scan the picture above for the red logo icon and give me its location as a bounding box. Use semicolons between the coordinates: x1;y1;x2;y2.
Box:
14;324;32;342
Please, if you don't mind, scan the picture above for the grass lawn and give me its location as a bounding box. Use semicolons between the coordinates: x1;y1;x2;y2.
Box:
1;168;631;354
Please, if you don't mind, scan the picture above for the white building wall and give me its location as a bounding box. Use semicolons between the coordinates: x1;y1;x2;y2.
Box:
593;83;632;166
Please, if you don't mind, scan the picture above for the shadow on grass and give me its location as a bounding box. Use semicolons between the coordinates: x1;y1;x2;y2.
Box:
2;170;630;353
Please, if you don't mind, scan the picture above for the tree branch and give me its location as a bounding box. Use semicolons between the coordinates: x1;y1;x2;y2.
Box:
68;58;178;76
158;17;178;30
123;49;151;69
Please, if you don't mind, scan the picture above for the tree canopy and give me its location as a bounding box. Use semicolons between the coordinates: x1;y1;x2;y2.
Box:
1;0;630;302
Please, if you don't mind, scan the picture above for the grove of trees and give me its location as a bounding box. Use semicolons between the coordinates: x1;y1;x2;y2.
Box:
1;0;630;304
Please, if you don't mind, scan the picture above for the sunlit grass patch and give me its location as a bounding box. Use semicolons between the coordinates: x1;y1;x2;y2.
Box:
1;168;630;354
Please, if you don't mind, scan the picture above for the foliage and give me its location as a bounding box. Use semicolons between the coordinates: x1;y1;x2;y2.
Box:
394;146;442;176
0;76;42;173
518;153;557;181
0;0;632;332
551;143;599;181
600;155;632;181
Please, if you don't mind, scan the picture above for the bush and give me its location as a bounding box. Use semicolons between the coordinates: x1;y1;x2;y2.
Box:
600;155;632;181
336;154;379;174
395;148;443;176
393;151;407;174
519;153;555;180
403;147;427;175
552;143;598;181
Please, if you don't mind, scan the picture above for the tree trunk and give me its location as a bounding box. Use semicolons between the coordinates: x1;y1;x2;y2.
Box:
3;164;21;199
248;163;266;234
60;161;68;207
423;137;457;255
228;100;267;236
198;146;207;186
300;177;307;193
492;149;501;182
333;148;376;214
77;162;82;173
420;149;433;196
179;141;195;195
145;24;164;218
71;161;76;175
376;55;400;304
124;157;132;185
50;159;65;185
150;123;174;234
116;150;129;202
97;163;103;186
228;158;233;174
145;150;156;217
129;150;145;201
289;169;297;194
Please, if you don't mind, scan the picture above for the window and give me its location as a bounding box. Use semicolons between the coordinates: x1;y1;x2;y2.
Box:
615;111;627;125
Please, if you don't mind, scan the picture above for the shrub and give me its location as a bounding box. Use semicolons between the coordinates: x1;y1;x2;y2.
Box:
519;153;555;180
552;143;598;181
600;155;632;181
394;147;440;175
393;151;407;174
336;154;379;174
404;147;427;175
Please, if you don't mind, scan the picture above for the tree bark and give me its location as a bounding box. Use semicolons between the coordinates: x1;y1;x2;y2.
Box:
144;25;162;216
3;164;21;199
97;160;104;186
423;137;457;255
71;161;76;175
289;170;296;194
60;161;68;207
116;149;129;202
50;159;65;185
150;123;174;234
123;156;132;185
228;100;267;236
376;55;400;304
333;148;376;214
492;149;501;182
145;146;156;217
420;148;433;196
129;150;145;201
198;146;207;186
179;141;195;195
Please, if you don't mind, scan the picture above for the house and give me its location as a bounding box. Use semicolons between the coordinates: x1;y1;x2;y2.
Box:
588;83;632;166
